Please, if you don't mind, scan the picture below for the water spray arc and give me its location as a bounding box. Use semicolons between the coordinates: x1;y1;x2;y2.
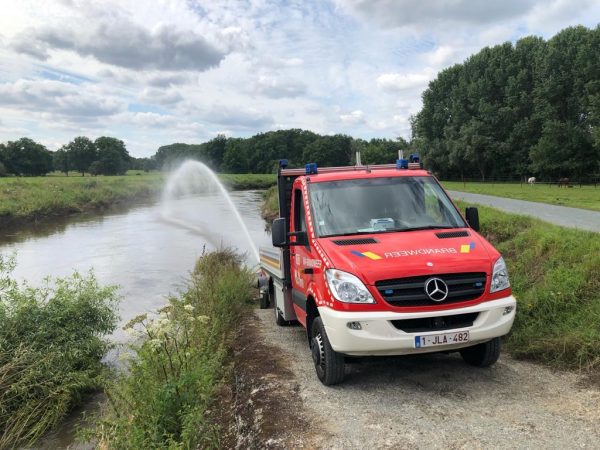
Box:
160;160;260;262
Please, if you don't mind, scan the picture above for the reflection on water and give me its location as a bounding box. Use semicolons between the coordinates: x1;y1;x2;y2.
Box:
1;190;270;449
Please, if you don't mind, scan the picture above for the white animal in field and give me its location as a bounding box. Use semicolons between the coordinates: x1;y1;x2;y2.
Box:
527;177;536;184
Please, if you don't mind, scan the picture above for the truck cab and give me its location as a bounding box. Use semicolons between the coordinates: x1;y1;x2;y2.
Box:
259;159;516;385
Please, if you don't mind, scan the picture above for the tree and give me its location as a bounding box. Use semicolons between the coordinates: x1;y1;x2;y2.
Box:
53;147;71;176
0;138;53;176
302;135;352;167
94;137;130;175
65;137;97;176
204;134;228;170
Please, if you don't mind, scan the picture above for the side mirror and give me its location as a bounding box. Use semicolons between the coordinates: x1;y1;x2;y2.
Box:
465;207;480;232
272;218;287;247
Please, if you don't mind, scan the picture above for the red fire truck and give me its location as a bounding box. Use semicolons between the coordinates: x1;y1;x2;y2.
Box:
258;156;516;385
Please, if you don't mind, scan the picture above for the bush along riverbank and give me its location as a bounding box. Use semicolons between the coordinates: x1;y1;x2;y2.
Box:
260;189;600;371
0;171;276;230
0;254;118;448
87;250;253;448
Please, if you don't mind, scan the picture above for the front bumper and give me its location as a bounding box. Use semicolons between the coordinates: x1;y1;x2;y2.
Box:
318;295;516;356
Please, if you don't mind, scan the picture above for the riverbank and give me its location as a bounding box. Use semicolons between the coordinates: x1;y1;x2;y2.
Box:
86;250;255;448
0;172;276;229
261;187;600;371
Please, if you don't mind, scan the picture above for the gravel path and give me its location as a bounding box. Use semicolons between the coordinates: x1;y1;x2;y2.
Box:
256;309;600;449
448;191;600;233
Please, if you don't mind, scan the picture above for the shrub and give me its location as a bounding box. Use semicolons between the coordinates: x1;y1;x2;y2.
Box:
0;254;119;448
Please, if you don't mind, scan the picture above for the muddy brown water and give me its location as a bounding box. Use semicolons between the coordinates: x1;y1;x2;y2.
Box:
1;191;270;449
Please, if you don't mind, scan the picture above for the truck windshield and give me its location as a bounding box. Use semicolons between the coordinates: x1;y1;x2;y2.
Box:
308;176;467;237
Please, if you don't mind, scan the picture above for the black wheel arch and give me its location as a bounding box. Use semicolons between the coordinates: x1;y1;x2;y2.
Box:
305;295;319;344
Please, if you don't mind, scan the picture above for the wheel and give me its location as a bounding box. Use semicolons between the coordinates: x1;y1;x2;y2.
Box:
259;291;269;309
460;337;501;367
310;317;345;385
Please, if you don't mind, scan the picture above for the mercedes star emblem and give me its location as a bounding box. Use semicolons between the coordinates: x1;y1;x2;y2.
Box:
424;277;449;302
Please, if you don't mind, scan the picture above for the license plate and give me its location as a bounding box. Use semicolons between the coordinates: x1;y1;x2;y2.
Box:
415;331;469;348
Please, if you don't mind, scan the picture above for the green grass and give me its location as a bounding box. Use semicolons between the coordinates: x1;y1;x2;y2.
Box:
456;201;600;370
0;172;276;226
220;173;276;190
87;250;253;448
442;181;600;211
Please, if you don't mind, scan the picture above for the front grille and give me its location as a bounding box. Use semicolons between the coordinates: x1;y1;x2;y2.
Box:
375;272;486;307
436;230;470;239
332;238;379;245
391;312;479;333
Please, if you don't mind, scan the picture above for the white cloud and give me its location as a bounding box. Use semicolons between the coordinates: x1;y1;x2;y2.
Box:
255;75;307;98
335;0;540;28
339;110;365;124
376;69;436;92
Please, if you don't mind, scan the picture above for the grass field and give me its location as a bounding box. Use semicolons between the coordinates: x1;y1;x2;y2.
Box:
0;172;276;227
441;181;600;211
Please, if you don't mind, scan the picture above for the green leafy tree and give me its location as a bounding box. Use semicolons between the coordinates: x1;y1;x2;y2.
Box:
94;137;130;175
53;147;71;176
0;138;52;176
65;137;97;176
302;134;352;167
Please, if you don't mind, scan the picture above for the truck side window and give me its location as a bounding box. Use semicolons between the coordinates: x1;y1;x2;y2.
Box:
293;189;306;232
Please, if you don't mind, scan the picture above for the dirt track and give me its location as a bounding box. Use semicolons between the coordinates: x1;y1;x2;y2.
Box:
252;309;600;449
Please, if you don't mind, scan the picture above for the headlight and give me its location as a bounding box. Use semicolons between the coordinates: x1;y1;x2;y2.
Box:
325;269;375;304
490;256;510;293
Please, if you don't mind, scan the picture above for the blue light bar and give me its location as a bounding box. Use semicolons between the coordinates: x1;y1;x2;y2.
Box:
409;153;420;163
396;159;408;169
279;159;289;169
305;163;318;175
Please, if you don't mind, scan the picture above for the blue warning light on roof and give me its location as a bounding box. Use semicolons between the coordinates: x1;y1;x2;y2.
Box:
305;163;318;175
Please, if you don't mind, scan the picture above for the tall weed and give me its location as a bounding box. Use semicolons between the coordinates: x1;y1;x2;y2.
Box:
0;254;118;448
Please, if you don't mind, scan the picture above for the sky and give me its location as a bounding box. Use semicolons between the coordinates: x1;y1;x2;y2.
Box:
0;0;599;157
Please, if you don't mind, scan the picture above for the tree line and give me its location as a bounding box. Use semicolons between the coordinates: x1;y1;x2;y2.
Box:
0;136;155;176
154;130;409;173
413;25;600;181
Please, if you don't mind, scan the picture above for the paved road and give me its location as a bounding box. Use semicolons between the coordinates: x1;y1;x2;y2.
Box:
448;191;600;233
256;309;600;449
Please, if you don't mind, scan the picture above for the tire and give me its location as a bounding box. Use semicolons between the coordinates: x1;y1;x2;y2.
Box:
259;291;269;309
310;317;345;385
460;337;501;367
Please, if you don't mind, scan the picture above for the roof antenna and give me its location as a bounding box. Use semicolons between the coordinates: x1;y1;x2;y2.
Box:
355;150;362;167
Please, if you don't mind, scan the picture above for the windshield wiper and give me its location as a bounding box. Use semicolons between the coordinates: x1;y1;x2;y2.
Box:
321;226;459;238
321;231;378;238
380;225;459;233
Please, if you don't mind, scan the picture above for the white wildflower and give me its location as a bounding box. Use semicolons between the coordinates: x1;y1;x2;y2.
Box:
183;304;195;312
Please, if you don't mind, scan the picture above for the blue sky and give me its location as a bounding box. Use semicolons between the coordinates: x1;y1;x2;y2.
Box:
0;0;599;157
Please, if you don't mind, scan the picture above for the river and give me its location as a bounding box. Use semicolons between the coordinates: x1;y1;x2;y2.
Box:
0;190;270;448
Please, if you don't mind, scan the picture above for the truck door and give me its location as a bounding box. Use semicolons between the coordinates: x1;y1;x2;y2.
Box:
290;187;312;326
